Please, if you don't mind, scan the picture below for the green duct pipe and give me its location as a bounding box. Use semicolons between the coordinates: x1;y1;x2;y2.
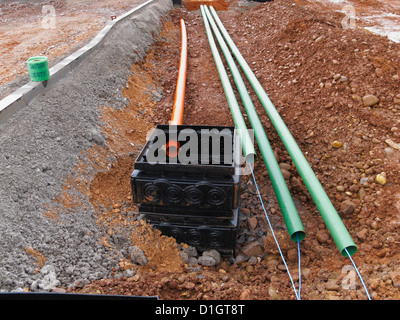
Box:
199;6;256;163
202;5;305;242
209;6;356;257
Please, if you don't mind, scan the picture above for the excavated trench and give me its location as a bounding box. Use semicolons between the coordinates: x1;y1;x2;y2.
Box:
1;0;400;301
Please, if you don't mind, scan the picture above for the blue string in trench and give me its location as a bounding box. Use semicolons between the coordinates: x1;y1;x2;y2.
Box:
344;248;371;300
247;160;302;300
246;158;371;300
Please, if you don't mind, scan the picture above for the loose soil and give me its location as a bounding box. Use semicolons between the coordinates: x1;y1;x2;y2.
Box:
2;0;400;300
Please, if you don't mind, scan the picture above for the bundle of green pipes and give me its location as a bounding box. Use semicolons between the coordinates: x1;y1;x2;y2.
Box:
200;5;357;257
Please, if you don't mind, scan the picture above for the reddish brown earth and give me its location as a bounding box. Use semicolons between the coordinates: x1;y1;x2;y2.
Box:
2;0;400;300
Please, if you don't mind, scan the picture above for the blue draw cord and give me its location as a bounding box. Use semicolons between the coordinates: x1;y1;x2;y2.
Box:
344;248;371;300
297;233;301;298
248;160;302;300
247;161;371;300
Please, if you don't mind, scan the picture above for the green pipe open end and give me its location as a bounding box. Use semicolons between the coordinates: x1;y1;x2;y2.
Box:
291;231;306;242
341;245;358;257
237;132;257;164
244;152;256;164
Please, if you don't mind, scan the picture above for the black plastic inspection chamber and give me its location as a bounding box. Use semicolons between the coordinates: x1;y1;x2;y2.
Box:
131;124;242;255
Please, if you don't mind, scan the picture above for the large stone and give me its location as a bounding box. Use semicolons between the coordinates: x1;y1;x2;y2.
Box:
198;255;217;267
129;246;147;266
291;176;304;192
202;249;221;265
375;68;384;77
356;228;368;241
239;289;252;300
385;139;400;150
242;241;264;257
268;286;282;300
279;163;292;171
182;245;198;258
280;168;291;180
362;95;379;107
316;230;330;244
390;270;400;288
340;200;356;215
325;280;340;291
247;216;258;230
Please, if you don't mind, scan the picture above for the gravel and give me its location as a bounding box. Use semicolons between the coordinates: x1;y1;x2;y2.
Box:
0;0;172;292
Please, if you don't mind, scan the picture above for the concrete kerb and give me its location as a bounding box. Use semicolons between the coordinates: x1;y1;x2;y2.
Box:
0;0;156;125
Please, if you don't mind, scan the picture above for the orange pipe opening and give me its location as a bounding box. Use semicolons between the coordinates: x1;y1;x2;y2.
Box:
167;19;188;158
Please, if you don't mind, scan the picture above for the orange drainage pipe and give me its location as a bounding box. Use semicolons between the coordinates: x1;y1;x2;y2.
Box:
167;19;188;158
170;19;188;126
